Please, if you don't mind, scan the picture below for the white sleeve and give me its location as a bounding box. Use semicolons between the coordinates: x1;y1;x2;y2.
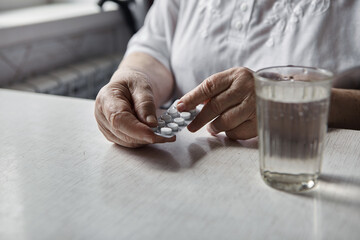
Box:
125;0;180;71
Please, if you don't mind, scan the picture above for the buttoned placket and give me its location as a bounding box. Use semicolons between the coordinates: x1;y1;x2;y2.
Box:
198;0;209;38
228;0;255;43
198;0;225;39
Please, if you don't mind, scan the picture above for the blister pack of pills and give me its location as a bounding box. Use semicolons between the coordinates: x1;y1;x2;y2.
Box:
152;99;202;138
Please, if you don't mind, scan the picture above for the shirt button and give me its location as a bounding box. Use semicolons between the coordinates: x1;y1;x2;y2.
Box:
234;21;243;30
240;3;248;12
293;5;303;16
273;1;282;11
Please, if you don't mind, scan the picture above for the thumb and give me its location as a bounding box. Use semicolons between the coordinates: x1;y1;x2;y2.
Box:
131;81;158;127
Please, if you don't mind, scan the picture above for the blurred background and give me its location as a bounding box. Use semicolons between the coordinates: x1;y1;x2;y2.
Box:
0;0;152;99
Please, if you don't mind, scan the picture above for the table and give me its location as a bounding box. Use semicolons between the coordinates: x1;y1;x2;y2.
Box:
1;89;359;240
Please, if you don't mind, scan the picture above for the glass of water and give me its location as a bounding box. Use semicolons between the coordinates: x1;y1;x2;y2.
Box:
254;66;333;192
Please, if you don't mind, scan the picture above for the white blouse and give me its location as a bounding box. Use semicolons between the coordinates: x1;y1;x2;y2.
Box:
125;0;360;97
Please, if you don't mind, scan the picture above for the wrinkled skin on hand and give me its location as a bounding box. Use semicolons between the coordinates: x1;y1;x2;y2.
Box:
177;67;257;140
95;70;175;148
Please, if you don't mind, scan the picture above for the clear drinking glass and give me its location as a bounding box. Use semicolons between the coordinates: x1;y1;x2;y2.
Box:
254;66;333;192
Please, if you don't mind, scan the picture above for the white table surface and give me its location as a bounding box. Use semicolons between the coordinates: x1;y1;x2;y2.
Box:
1;89;359;240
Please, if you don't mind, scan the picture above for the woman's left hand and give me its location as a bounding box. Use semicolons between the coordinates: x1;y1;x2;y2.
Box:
176;67;257;140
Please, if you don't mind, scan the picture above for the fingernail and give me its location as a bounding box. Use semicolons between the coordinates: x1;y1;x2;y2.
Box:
146;115;157;124
187;123;196;132
177;102;185;112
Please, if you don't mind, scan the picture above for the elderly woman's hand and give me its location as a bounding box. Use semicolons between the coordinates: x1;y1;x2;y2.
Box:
95;69;175;148
177;67;257;140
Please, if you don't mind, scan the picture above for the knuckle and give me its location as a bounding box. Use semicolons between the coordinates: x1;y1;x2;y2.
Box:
235;66;251;75
109;111;124;129
142;82;153;93
231;67;244;74
134;80;153;95
232;67;254;82
132;84;155;103
128;72;152;90
105;98;129;119
201;76;217;98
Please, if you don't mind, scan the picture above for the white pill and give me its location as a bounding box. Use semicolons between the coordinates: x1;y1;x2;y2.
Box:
161;114;172;123
160;127;172;135
180;112;191;120
174;117;185;126
167;122;178;131
167;123;179;132
166;108;178;118
158;120;165;128
167;107;177;115
173;99;180;106
189;108;197;115
170;112;180;118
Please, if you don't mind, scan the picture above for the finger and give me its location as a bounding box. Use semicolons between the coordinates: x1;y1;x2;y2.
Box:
128;76;158;126
110;111;161;142
95;81;175;146
207;94;256;134
225;120;257;140
97;110;149;144
96;108;146;143
97;121;175;148
186;99;218;132
97;121;144;148
98;109;176;145
100;88;157;143
177;70;232;112
186;84;251;132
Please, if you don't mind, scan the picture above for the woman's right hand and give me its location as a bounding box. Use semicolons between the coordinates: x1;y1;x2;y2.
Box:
95;69;175;148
